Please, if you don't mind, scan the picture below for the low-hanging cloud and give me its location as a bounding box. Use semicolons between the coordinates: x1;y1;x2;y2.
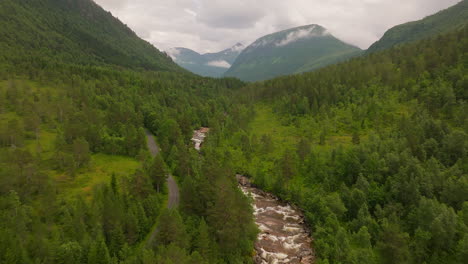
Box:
94;0;461;53
206;60;231;68
275;25;329;47
94;0;128;9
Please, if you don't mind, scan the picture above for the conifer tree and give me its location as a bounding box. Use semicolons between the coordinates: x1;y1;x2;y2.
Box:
150;155;167;193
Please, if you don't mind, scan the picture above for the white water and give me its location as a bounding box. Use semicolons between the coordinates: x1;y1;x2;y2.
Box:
191;128;209;150
239;176;314;264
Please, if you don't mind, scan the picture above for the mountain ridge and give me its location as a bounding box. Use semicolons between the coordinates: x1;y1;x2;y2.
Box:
0;0;182;72
367;0;468;53
225;24;362;82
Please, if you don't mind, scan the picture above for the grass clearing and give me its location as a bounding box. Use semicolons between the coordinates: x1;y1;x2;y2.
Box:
55;153;141;200
249;105;299;156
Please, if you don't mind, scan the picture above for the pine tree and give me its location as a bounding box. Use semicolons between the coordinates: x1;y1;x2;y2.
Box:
296;138;311;161
73;137;90;168
195;218;211;260
150;155;167;193
155;209;188;250
180;175;201;215
87;238;111;264
352;131;361;145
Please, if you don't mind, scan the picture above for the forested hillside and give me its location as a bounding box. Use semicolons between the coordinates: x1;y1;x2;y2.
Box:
0;0;258;263
367;0;468;53
0;0;182;72
212;27;468;263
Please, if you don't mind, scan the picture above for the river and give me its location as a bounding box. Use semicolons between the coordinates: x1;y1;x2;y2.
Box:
192;128;315;264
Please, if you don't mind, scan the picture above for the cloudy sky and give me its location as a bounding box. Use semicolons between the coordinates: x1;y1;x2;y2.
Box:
94;0;461;54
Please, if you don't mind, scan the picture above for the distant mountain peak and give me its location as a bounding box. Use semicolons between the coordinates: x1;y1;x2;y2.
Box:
230;43;245;52
225;24;362;81
245;24;330;53
169;43;245;77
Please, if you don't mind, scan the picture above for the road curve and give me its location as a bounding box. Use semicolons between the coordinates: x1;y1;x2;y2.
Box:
145;130;179;208
145;130;180;248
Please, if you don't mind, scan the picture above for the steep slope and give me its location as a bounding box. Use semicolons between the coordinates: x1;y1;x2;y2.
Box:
224;24;362;82
367;0;468;53
0;0;181;72
169;43;244;77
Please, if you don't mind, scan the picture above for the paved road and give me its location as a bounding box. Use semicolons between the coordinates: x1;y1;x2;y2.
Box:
166;175;179;208
145;130;179;208
145;130;159;156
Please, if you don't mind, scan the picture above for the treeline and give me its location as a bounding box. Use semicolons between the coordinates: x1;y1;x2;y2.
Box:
217;28;468;263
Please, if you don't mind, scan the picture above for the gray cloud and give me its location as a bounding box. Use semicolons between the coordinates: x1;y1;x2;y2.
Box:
94;0;128;9
94;0;461;53
195;1;267;29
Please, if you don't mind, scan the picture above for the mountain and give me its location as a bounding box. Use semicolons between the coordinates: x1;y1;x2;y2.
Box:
224;24;362;82
169;43;245;77
0;0;181;72
367;0;468;53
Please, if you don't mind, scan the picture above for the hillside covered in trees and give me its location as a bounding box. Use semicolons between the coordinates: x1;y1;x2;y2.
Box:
213;27;468;263
367;0;468;53
0;0;182;73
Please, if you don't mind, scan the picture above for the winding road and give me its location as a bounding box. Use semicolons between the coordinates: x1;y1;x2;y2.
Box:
144;130;179;248
145;130;179;209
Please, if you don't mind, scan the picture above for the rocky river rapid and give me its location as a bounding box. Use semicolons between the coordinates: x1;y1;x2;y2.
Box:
237;175;314;264
192;128;314;264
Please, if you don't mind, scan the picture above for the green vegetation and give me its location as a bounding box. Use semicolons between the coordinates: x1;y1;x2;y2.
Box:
0;71;256;264
213;27;468;263
0;0;256;263
225;24;362;81
1;0;467;263
367;0;468;53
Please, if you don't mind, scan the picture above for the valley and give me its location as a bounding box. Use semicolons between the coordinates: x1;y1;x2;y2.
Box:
0;0;467;264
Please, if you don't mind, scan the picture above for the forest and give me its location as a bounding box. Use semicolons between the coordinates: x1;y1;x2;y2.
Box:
1;0;467;263
0;52;257;264
209;27;468;263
